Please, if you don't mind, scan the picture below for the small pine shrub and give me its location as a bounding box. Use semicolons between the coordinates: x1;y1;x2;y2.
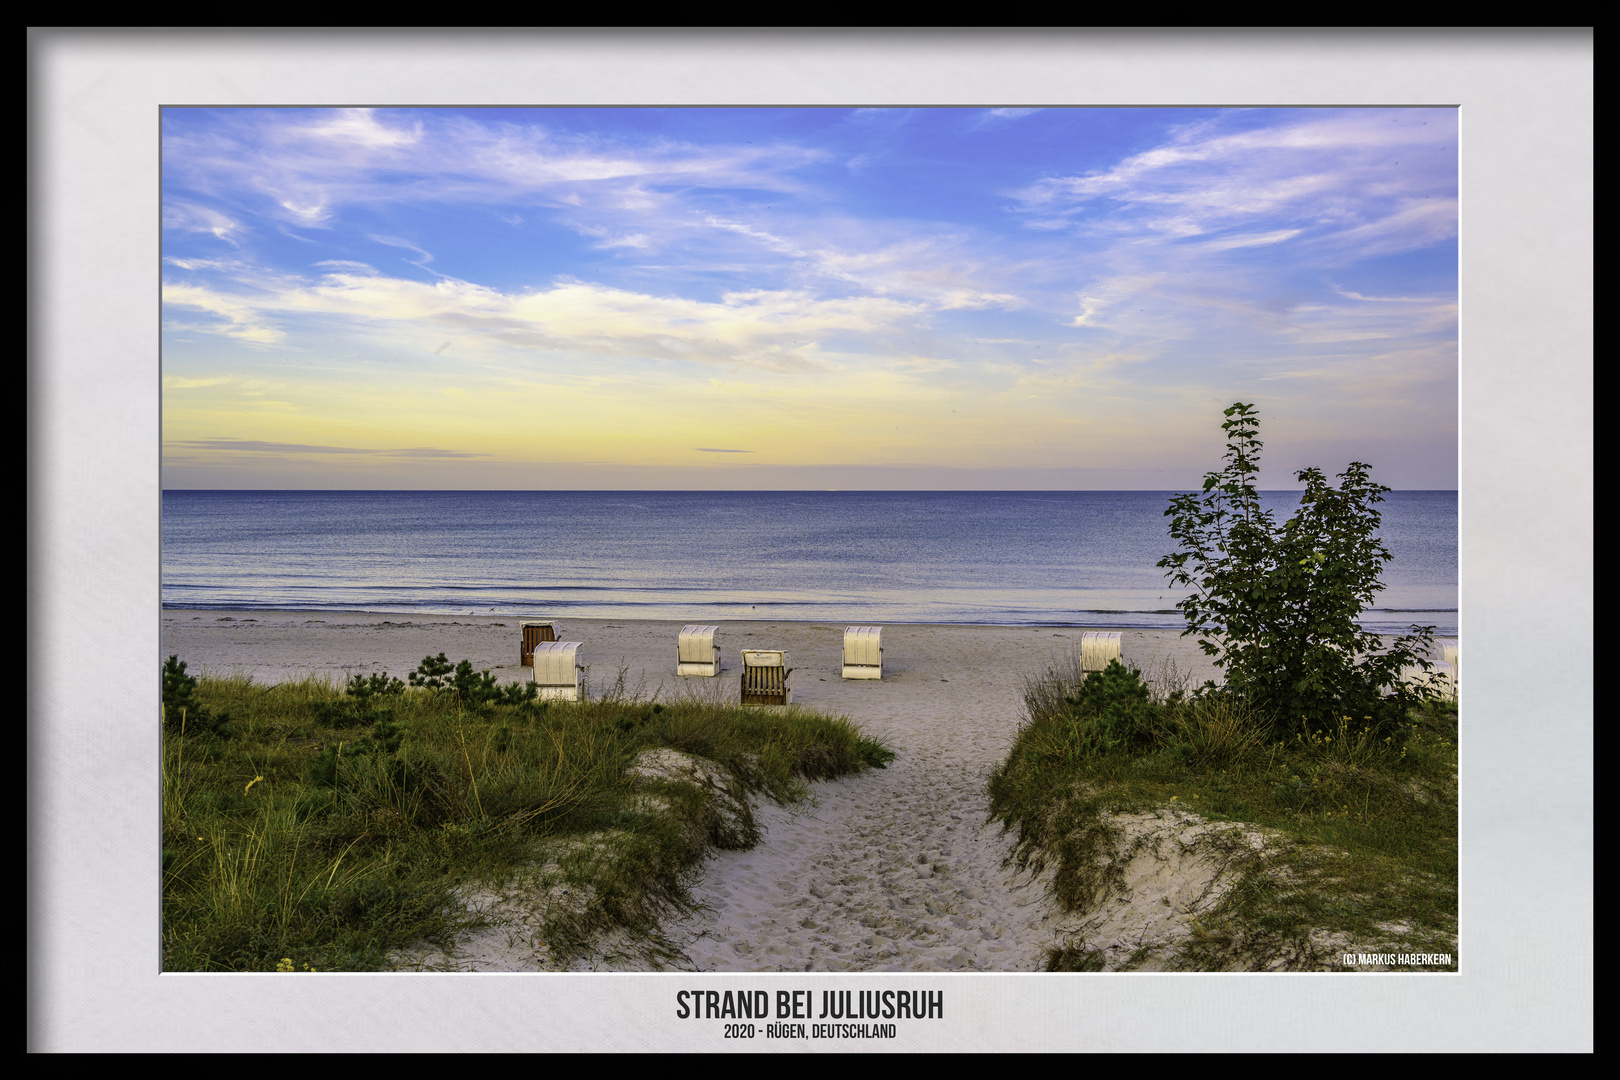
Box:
450;660;499;705
1056;659;1158;757
305;744;341;789
406;653;455;690
345;672;406;701
354;714;406;757
406;654;533;708
496;680;538;707
162;656;233;738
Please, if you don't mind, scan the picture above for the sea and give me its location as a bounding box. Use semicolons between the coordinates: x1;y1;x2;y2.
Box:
160;490;1457;635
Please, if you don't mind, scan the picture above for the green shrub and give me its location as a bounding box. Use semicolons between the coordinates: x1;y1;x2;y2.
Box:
346;672;406;700
1068;659;1152;721
1056;659;1159;758
406;653;454;690
162;655;233;738
406;653;536;709
1157;402;1441;736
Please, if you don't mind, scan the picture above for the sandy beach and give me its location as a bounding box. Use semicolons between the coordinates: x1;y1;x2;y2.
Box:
162;610;1239;972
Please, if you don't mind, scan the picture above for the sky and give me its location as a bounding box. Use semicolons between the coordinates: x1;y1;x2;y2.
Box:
160;106;1458;490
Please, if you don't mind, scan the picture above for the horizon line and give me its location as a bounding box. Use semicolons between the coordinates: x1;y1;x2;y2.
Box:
160;486;1461;494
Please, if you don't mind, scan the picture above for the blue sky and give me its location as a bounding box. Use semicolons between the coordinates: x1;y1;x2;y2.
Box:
161;106;1458;489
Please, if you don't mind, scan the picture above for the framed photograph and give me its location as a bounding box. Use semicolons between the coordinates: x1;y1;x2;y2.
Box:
32;29;1591;1053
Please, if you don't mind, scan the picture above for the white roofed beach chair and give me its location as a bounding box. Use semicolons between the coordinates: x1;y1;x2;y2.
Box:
1435;638;1459;696
1080;632;1123;673
520;621;558;667
741;650;792;706
1400;658;1457;702
842;626;883;680
677;624;723;677
531;641;584;701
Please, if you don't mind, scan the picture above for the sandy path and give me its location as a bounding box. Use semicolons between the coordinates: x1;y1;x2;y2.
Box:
162;611;1225;971
662;722;1050;971
655;624;1223;971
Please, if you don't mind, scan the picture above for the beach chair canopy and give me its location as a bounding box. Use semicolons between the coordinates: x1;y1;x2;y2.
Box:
678;625;719;663
677;624;722;677
1080;631;1122;672
843;626;883;667
532;641;583;693
842;626;883;679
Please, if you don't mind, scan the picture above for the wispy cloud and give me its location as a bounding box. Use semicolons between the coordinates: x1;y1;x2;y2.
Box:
164;108;829;235
170;438;484;458
160;270;941;372
1201;228;1303;251
162;282;285;343
987;108;1041;120
314;259;379;275
164;202;248;244
1012;110;1455;260
163;376;230;389
368;235;435;268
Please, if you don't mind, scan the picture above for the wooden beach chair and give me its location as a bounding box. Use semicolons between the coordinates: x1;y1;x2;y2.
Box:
841;626;883;680
740;650;792;706
520;621;559;667
531;641;584;701
1080;631;1123;673
677;624;723;677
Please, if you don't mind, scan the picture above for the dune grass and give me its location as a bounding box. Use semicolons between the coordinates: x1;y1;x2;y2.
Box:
987;653;1458;971
162;661;893;972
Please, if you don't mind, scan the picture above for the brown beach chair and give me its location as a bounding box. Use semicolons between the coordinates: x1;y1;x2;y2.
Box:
520;621;558;666
740;650;792;706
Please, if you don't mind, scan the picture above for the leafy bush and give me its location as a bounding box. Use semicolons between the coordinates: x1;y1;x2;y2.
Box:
1157;403;1440;736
